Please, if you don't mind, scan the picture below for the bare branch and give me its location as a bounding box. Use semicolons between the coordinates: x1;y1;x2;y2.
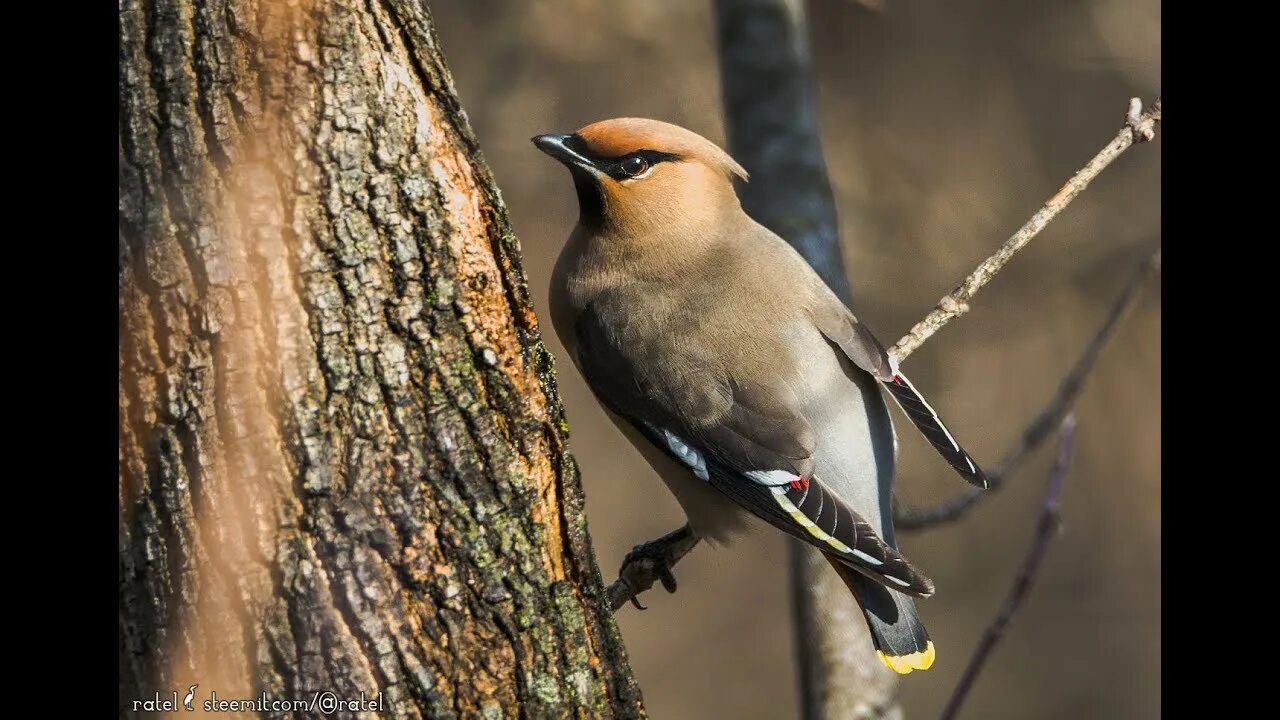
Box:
938;414;1079;720
896;249;1158;530
890;98;1161;363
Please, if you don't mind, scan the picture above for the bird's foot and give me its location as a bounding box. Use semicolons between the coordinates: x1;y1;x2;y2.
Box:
621;541;680;610
609;524;699;611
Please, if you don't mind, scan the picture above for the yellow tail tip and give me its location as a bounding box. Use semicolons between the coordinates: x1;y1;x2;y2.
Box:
877;641;936;674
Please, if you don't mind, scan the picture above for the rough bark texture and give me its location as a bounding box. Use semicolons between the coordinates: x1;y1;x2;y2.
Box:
715;0;902;718
118;1;644;717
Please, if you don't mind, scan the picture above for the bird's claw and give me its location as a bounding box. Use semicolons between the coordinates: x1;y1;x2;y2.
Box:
619;538;681;607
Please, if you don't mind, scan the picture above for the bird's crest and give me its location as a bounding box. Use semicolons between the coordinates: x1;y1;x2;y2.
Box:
575;118;749;182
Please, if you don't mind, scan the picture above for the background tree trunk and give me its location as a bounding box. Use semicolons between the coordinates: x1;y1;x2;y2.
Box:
118;1;644;717
715;0;902;718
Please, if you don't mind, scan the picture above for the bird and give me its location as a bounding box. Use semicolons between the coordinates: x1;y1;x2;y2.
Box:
183;684;198;711
533;118;988;674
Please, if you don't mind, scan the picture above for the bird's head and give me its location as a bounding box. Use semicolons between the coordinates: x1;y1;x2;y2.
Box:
533;118;748;236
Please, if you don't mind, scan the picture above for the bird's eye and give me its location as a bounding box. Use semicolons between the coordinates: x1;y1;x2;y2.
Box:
620;155;650;178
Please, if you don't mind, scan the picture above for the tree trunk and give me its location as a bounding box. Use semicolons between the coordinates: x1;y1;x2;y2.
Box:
118;1;644;717
715;1;902;718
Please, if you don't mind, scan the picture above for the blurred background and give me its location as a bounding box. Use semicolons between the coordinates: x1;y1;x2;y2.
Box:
430;1;1159;718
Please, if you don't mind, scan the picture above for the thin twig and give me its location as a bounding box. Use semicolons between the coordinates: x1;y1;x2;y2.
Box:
890;98;1160;363
895;249;1158;530
938;414;1078;720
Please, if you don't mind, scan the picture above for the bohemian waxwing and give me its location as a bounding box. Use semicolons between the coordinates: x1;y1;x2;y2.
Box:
534;118;988;674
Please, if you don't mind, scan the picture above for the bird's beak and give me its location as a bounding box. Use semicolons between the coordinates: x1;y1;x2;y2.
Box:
532;133;597;173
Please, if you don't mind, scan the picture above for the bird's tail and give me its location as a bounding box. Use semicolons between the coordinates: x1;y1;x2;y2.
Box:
827;556;935;674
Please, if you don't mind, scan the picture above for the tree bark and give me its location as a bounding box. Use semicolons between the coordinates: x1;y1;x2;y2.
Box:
118;1;644;717
715;1;902;718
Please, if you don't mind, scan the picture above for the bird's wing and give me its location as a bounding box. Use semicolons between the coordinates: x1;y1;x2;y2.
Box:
703;465;934;597
811;303;990;489
573;304;933;596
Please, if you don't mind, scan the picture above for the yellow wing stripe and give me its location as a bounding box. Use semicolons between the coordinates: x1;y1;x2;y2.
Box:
772;487;854;554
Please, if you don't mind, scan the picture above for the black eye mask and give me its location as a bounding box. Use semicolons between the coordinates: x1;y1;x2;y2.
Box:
563;135;681;181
